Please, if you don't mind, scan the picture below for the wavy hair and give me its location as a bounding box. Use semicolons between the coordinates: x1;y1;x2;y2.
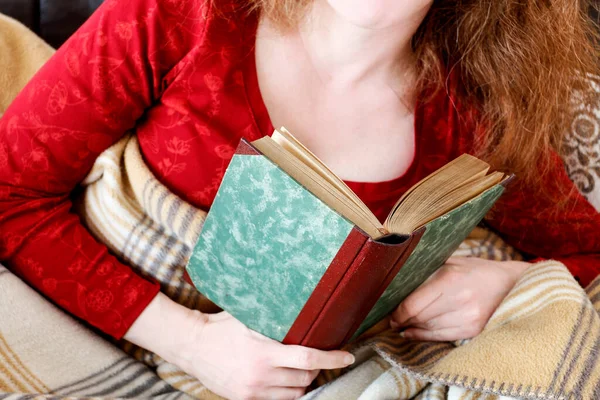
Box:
245;0;599;193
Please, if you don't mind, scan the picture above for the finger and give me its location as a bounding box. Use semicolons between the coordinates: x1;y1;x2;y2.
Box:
258;386;307;400
409;310;468;331
402;326;478;342
397;293;462;328
269;368;320;387
275;346;355;370
391;280;444;326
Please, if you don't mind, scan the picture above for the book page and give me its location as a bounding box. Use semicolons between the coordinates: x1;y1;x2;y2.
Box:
254;129;503;239
385;155;504;234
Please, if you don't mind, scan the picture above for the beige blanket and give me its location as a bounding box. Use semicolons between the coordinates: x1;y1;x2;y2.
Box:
0;14;53;115
2;13;600;400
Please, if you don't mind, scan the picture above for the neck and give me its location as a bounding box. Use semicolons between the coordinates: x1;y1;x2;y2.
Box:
297;0;428;86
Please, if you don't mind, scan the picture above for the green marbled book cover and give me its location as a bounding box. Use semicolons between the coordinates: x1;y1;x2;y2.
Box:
354;184;505;337
186;153;355;342
187;147;507;343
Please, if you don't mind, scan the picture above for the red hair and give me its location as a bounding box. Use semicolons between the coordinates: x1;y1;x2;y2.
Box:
244;0;600;192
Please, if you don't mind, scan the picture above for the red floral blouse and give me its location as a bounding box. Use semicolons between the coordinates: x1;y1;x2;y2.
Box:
0;0;598;339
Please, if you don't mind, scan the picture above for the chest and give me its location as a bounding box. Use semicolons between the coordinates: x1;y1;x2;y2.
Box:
254;28;416;183
133;16;464;213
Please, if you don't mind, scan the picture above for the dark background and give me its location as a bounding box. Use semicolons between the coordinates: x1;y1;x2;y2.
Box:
0;0;103;47
0;0;599;49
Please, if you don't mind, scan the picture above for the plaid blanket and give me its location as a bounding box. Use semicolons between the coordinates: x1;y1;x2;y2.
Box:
2;219;600;399
1;12;600;400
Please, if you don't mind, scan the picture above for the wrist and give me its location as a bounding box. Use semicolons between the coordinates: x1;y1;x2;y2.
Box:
123;292;207;367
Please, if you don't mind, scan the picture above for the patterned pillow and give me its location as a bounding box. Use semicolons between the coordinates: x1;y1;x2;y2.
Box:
563;75;600;212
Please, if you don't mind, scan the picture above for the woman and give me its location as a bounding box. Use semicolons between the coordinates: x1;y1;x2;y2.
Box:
0;0;598;399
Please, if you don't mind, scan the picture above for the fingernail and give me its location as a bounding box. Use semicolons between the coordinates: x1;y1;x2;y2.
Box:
344;354;355;365
399;331;405;338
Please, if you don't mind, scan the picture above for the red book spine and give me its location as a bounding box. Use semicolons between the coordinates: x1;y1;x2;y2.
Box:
300;233;413;350
282;228;368;345
341;226;425;344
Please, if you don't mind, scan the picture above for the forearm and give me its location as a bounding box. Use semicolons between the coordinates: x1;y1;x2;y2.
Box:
123;292;206;367
483;149;600;288
0;194;160;337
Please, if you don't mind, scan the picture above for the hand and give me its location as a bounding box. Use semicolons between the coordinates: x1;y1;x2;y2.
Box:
390;256;530;342
125;293;354;400
182;311;354;399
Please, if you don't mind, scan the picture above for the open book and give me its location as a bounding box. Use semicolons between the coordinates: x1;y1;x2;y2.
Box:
254;127;505;238
185;127;511;350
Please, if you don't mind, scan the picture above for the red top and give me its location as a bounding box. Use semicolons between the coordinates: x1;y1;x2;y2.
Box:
0;0;599;339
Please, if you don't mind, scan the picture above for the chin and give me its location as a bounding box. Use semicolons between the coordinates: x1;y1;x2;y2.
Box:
324;0;433;29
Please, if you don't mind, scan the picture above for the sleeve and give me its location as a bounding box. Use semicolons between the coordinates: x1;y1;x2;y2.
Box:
484;151;600;287
0;0;209;338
